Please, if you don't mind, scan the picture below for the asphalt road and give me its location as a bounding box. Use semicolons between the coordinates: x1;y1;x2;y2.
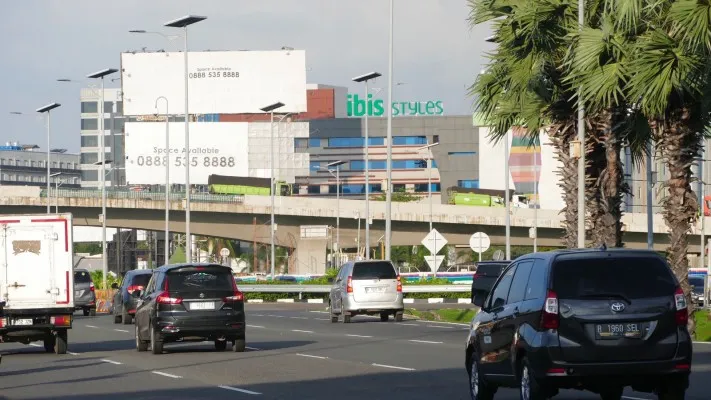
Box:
0;304;709;399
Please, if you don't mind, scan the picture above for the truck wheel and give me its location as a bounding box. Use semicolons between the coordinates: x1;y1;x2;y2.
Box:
54;330;68;355
43;336;56;353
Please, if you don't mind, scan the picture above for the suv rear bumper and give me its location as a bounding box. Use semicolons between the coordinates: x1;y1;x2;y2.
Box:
154;312;246;341
543;357;692;377
342;294;404;313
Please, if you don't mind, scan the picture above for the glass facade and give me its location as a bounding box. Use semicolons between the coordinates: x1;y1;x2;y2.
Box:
458;179;480;189
350;159;437;170
448;151;476;156
392;136;427;146
327;137;384;147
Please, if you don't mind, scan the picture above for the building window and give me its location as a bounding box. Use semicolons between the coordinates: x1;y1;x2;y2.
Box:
309;138;321;148
81;170;98;181
116;101;123;114
81;135;99;147
309;161;323;172
350;159;436;171
103;119;113;130
414;183;441;192
392;136;427;146
307;185;321;194
433;135;440;143
294;138;308;149
458;180;480;189
104;101;114;113
81;101;98;113
81;119;98;130
339;184;382;194
448;151;477;156
80;153;98;164
392;184;407;192
327;137;384;147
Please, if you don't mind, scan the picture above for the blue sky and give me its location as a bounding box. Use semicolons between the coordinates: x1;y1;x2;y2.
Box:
1;0;493;153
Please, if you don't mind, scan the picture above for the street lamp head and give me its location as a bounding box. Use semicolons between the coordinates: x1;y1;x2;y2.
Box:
164;15;207;28
56;78;73;82
50;172;63;178
353;72;382;83
129;29;147;33
93;160;113;166
327;160;346;168
416;142;440;151
36;103;61;113
260;102;285;113
87;68;119;79
9;111;23;115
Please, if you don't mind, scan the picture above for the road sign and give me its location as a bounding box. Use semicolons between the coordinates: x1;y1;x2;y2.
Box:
424;255;445;272
220;248;230;257
421;229;447;254
469;232;491;254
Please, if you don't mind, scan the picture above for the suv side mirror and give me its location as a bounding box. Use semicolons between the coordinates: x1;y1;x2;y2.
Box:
472;289;488;308
111;282;119;290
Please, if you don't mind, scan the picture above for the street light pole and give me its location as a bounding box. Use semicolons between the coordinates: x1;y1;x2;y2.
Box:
505;132;511;260
88;68;117;291
576;0;586;248
327;160;346;259
36;103;61;214
261;102;286;278
165;15;207;264
385;0;394;260
353;72;382;261
156;96;170;265
533;141;538;252
50;172;63;213
416;142;440;232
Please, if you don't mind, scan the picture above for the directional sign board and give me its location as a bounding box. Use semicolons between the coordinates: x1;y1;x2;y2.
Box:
469;232;491;254
424;255;445;273
220;248;230;257
421;229;447;255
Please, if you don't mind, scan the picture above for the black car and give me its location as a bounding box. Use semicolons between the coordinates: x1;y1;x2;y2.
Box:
470;261;509;304
133;263;246;354
466;248;691;400
689;275;705;306
111;269;153;325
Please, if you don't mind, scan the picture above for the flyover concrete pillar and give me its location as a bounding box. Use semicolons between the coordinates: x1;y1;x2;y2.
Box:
292;238;328;275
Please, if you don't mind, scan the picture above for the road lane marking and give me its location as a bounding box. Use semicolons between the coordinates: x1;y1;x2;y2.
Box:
67;351;80;356
622;396;652;400
266;314;285;318
400;323;419;326
409;340;443;344
426;325;454;329
101;359;122;365
246;346;262;351
152;371;182;379
252;314;265;316
309;311;328;314
296;353;328;360
86;325;99;329
114;329;130;333
315;318;330;321
28;343;41;347
290;316;308;319
218;385;262;395
248;325;265;328
346;334;373;338
291;329;313;333
372;363;415;371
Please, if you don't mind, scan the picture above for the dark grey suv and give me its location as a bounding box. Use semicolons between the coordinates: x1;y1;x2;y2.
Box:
73;269;96;316
466;248;691;400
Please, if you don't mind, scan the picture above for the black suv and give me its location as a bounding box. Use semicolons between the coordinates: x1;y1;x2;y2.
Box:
471;261;510;304
111;269;153;325
133;263;246;354
465;249;691;400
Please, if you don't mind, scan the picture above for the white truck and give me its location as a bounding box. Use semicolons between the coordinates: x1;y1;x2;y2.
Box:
0;213;74;356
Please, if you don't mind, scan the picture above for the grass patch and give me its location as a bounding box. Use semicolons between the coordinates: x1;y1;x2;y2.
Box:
694;310;711;341
405;308;477;324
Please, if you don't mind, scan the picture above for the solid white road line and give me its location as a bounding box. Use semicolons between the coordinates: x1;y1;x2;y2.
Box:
152;371;182;379
101;359;122;365
248;325;265;329
622;396;652;400
290;316;308;319
296;353;328;360
315;318;330;321
291;329;313;333
114;329;130;333
246;346;262;351
67;351;80;356
266;314;285;318
218;385;262;395
409;340;443;344
426;325;454;329
346;334;373;338
400;323;419;326
85;325;99;329
372;363;415;371
252;314;265;316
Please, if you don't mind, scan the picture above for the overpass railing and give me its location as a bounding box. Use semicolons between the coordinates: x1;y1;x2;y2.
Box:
237;284;469;294
41;188;244;204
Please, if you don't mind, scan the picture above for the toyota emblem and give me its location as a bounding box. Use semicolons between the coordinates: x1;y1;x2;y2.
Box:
610;302;625;312
199;293;205;299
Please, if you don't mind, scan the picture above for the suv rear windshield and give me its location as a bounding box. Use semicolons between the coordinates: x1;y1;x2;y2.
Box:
74;270;92;283
689;276;705;292
553;256;677;299
476;264;507;276
128;273;151;288
167;270;234;291
352;262;397;280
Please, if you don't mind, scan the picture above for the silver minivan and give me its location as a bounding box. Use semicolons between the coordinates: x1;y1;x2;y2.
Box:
328;260;404;323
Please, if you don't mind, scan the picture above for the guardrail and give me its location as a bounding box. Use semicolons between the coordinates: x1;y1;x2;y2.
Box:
41;188;244;204
237;284;469;294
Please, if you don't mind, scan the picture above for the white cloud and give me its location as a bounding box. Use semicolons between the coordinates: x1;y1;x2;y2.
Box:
0;0;493;152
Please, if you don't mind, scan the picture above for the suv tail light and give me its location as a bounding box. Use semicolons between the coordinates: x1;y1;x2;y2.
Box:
156;291;183;305
0;317;6;328
347;276;353;293
674;286;688;326
225;276;244;302
127;285;144;294
396;276;402;293
89;282;95;292
541;290;559;330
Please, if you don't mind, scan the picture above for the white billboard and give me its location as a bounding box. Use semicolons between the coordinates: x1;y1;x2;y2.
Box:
124;122;249;185
121;50;308;115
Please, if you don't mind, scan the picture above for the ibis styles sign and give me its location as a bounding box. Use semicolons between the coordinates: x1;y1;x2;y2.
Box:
346;94;444;117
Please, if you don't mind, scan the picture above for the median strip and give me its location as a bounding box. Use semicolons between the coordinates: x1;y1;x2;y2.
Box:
218;385;262;395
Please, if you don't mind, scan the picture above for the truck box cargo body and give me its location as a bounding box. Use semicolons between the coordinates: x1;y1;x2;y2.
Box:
0;213;74;354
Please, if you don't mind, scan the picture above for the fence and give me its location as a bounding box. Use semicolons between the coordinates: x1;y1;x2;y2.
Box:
41;188;244;204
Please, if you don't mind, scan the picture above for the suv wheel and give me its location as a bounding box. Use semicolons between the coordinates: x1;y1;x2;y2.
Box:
520;358;545;400
135;325;148;352
83;309;90;317
329;302;338;323
600;386;623;400
214;340;227;351
232;338;246;352
468;354;495;400
380;312;389;322
122;307;133;325
343;313;351;323
394;311;404;322
150;324;163;355
89;308;96;317
658;376;687;400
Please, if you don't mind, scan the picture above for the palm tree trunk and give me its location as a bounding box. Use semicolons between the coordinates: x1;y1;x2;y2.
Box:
656;110;702;335
548;121;580;248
